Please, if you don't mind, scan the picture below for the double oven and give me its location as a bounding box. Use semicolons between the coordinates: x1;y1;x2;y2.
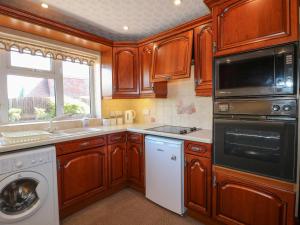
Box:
213;43;298;182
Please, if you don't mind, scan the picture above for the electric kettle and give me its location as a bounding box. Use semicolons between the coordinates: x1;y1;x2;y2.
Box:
124;110;136;124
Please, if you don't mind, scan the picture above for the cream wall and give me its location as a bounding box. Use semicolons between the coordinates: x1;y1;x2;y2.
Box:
102;66;213;130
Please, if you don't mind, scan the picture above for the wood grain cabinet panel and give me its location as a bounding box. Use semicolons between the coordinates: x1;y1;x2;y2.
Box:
213;166;296;225
112;47;139;98
194;23;213;96
108;143;127;187
210;0;299;56
57;147;107;209
139;43;167;98
151;30;193;82
126;142;144;190
185;154;212;216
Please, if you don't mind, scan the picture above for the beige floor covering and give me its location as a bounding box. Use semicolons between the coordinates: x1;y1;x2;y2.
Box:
61;188;205;225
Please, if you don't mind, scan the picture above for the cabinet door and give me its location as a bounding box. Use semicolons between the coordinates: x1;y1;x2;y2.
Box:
185;154;212;216
213;167;296;225
127;142;144;189
194;23;213;97
112;47;139;98
58;147;107;208
108;143;127;187
212;0;299;56
151;30;193;82
139;44;167;98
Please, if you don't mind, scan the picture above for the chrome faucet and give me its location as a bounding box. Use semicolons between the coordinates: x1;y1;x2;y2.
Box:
47;114;88;133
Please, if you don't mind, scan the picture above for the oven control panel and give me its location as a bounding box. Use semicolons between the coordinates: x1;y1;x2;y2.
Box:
214;99;297;117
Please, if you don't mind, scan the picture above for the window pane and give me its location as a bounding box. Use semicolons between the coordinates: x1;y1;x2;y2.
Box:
7;75;55;122
10;52;51;71
62;61;90;115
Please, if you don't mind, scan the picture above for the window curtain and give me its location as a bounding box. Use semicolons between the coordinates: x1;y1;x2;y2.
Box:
0;36;97;65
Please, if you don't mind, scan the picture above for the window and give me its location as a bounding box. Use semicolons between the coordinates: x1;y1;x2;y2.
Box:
0;51;95;123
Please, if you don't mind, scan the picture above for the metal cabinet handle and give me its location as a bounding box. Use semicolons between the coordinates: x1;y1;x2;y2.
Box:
191;146;206;152
80;142;90;147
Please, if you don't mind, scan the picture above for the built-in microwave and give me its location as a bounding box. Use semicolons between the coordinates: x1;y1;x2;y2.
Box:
214;43;297;98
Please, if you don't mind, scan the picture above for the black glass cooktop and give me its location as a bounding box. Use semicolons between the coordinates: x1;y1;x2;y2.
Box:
147;125;201;135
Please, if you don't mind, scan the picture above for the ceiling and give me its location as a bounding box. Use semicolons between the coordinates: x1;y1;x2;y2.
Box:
0;0;210;41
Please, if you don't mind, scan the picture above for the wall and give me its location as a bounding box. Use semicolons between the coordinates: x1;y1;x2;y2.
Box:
102;66;213;129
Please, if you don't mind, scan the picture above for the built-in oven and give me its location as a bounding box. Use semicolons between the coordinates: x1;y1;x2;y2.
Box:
213;99;297;182
214;43;297;98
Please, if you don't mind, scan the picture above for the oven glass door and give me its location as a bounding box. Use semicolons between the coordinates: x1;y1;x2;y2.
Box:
214;118;297;182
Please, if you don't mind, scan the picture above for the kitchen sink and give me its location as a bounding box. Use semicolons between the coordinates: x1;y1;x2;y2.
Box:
52;127;103;135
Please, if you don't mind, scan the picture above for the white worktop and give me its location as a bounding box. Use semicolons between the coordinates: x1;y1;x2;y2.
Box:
0;124;212;153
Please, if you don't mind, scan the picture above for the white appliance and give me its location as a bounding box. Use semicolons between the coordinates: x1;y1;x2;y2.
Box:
124;110;136;124
0;146;59;225
145;135;185;215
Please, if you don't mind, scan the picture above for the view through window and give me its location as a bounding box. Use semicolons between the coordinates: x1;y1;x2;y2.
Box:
1;51;93;123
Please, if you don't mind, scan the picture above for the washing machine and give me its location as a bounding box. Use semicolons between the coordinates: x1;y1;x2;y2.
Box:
0;146;59;225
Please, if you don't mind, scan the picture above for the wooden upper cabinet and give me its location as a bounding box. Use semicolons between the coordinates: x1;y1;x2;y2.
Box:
213;166;296;225
151;30;193;82
112;47;139;98
57;147;107;209
139;44;167;98
209;0;299;56
108;142;127;188
185;154;212;216
194;22;213;96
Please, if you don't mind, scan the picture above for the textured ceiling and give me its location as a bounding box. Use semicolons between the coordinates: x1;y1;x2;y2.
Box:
0;0;210;41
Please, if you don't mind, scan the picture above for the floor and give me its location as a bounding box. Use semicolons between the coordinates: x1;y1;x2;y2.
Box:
62;189;204;225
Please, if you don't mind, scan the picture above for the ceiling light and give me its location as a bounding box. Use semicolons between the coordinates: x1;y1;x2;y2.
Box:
123;26;129;31
174;0;181;6
41;3;48;8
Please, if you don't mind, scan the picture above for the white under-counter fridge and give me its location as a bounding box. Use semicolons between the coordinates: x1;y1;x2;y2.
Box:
145;135;186;215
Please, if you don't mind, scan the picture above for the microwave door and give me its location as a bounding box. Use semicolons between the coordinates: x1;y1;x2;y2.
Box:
215;54;276;97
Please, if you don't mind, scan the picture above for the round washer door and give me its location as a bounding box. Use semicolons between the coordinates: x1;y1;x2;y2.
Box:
0;171;49;224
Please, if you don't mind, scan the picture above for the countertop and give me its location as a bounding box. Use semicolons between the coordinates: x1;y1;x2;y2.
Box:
0;124;212;153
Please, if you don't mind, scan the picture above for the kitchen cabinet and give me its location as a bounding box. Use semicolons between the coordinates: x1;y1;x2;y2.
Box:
206;0;299;56
112;47;139;98
126;132;144;191
151;30;193;82
139;43;167;98
108;142;127;188
184;141;212;217
194;22;213;96
57;146;107;211
213;166;296;225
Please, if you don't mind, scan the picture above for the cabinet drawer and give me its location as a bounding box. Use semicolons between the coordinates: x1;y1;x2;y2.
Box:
127;132;143;144
184;141;211;158
108;132;126;144
56;136;106;156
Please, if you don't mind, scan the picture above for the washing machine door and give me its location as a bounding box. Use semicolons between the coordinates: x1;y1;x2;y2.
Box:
0;171;48;224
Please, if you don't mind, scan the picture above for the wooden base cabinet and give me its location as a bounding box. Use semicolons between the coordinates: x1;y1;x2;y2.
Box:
57;146;107;212
108;142;127;188
126;132;144;191
184;141;212;218
185;154;212;216
213;166;296;225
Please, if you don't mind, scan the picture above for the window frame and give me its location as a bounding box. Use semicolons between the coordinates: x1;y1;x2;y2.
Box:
0;50;96;124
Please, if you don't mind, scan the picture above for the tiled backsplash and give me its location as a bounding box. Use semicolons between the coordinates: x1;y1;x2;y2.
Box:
102;66;213;129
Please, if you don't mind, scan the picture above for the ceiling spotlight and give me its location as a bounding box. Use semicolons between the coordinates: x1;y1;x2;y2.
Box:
41;3;48;8
123;26;129;31
174;0;181;6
